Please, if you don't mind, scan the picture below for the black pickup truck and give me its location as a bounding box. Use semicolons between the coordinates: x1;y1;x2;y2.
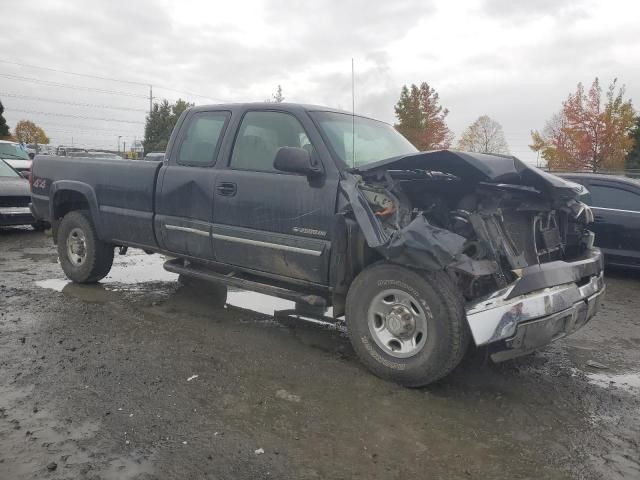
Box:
31;103;605;386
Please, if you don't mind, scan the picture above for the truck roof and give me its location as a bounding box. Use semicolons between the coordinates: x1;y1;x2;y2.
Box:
189;102;377;120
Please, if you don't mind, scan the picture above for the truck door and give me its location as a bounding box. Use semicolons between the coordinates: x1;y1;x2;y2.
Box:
211;110;338;284
587;180;640;266
155;110;230;259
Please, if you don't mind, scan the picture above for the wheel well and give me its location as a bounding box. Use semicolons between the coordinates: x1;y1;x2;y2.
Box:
53;190;90;221
51;190;91;243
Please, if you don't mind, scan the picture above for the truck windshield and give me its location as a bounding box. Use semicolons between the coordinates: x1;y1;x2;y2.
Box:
310;111;417;168
0;159;20;177
0;143;30;160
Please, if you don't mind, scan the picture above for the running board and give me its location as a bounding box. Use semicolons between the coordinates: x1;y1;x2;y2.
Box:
163;258;328;308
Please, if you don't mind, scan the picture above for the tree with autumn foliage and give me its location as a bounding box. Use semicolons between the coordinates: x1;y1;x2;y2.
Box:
394;83;453;150
457;115;509;154
625;116;640;169
15;120;50;145
530;78;635;172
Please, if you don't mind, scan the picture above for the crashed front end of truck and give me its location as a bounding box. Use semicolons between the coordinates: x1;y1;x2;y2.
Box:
343;150;605;361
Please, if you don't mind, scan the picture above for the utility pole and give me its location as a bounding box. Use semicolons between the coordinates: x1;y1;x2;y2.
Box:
123;141;126;158
149;85;153;114
118;135;122;153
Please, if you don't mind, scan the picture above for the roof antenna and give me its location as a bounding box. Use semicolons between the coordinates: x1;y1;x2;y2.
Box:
351;57;355;168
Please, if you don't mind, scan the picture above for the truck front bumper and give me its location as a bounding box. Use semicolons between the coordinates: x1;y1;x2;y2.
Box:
0;206;35;226
465;248;605;361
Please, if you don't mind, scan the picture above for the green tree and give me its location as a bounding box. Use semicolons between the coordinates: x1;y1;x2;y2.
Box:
143;98;194;154
457;115;509;154
265;85;285;103
0;100;11;139
625;116;640;170
394;82;453;150
15;120;49;144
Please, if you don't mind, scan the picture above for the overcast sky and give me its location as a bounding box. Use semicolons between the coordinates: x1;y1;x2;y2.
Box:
1;0;638;162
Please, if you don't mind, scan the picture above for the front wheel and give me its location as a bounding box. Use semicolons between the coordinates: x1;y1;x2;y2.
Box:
57;210;114;283
345;262;469;387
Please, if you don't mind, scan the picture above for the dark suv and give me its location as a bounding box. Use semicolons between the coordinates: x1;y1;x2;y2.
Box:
558;173;640;268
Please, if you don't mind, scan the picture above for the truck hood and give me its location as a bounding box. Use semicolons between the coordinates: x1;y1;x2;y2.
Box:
0;176;30;197
351;150;582;201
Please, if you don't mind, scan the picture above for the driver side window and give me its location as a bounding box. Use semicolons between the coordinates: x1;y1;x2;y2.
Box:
230;111;312;172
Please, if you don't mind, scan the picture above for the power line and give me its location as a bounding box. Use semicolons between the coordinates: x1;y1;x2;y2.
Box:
32;121;142;134
153;84;223;102
0;58;223;103
44;132;140;140
0;73;149;98
0;58;150;87
0;92;148;113
43;125;142;135
10;108;144;124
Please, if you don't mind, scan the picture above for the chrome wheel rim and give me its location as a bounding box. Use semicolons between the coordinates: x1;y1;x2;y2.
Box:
367;289;429;358
66;227;87;266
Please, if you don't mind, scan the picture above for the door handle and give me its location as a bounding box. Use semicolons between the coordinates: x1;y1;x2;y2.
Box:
593;215;606;223
216;182;237;196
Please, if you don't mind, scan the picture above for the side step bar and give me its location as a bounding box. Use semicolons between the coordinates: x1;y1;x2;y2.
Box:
163;258;328;309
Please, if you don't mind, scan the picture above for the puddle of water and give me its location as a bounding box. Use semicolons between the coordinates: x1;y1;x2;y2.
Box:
35;252;338;325
105;252;177;284
587;372;640;393
226;290;294;316
35;278;69;292
35;252;176;292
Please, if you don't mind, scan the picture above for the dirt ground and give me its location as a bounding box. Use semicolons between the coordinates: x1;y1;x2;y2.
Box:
1;227;639;480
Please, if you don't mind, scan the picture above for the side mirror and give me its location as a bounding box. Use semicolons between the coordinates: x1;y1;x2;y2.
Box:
274;147;322;177
20;171;29;179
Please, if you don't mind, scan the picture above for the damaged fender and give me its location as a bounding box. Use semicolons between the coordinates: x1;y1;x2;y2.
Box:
340;178;467;270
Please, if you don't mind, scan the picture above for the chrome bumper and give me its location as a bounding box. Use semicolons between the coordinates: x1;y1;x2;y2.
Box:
0;206;31;215
465;248;605;361
0;206;34;225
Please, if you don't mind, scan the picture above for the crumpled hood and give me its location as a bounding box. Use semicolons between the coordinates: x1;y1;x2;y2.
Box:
0;177;30;197
352;150;583;201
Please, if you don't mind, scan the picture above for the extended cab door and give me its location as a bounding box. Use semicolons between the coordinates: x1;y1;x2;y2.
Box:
155;110;230;259
587;179;640;266
211;110;339;284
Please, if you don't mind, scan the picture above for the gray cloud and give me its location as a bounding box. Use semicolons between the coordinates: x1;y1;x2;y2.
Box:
479;0;591;21
0;0;637;159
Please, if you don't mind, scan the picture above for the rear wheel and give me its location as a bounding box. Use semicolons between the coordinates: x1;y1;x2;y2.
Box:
57;210;114;283
345;262;469;387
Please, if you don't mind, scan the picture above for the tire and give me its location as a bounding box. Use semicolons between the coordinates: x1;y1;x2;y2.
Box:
345;262;469;387
178;274;228;307
57;210;114;283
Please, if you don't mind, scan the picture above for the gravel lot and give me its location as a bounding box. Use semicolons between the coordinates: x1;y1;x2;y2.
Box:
1;227;639;479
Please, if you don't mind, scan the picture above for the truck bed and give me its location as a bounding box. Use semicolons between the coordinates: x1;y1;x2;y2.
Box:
31;156;163;249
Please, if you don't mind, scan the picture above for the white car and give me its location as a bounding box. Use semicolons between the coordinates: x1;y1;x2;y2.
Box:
0;140;32;175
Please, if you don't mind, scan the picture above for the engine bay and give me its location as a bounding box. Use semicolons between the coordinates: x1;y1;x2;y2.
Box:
353;167;594;301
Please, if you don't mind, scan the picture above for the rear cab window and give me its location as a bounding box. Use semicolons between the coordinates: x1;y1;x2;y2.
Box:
177;111;230;166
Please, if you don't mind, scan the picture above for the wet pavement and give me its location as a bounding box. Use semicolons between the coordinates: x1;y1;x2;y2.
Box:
1;227;639;479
